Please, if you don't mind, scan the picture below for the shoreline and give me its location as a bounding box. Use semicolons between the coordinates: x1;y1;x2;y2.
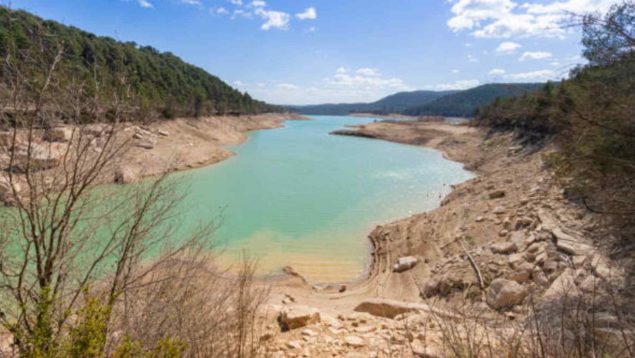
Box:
269;118;485;299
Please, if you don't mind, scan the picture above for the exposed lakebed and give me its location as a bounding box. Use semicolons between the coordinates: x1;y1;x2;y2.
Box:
171;115;473;283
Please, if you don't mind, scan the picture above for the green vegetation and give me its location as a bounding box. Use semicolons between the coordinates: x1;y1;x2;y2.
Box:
289;84;544;117
403;83;544;117
0;6;278;119
477;1;635;236
288;90;455;115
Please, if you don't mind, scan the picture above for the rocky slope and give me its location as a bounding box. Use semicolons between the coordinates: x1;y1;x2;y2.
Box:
262;118;633;357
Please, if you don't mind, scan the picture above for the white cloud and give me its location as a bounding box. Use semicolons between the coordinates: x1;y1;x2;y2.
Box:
452;69;460;74
447;0;623;38
489;68;506;75
467;54;478;62
519;51;553;60
428;79;480;91
180;0;201;5
255;8;290;30
229;0;243;5
232;9;253;19
233;67;413;104
250;0;266;7
296;7;317;20
356;68;380;77
138;0;153;8
505;69;557;81
496;41;521;53
214;6;229;15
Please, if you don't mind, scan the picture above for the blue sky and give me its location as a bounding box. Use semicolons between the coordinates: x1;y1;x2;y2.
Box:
7;0;622;104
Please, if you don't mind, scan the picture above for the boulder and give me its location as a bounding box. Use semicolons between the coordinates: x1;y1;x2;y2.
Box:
542;268;580;301
488;190;506;199
491;241;518;254
158;129;169;136
508;262;533;284
354;298;458;320
12;143;63;172
114;166;137;184
278;305;320;330
514;217;534;230
343;336;365;348
493;206;506;214
136;140;155;150
393;256;418;272
44;127;73;142
486;278;527;310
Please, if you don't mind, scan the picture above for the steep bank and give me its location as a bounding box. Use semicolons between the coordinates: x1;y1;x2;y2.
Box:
261;118;631;357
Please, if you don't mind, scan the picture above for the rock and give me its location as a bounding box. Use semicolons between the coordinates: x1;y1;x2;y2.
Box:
543;260;558;275
301;329;317;337
136;140;155;150
486;278;527;310
12;143;63;172
578;275;597;293
475;216;485;222
488;190;506;199
533;269;550;287
279;305;321;330
412;339;441;358
114;166;137;184
285;340;302;349
132;132;145;140
514;217;534;230
491;241;518;255
343;336;365;348
493;206;506;215
509;262;533;283
542;268;580;301
44;127;73;142
507;253;525;269
498;229;509;237
393;256;418;272
0;176;21;202
354;298;457;320
158;129;169;136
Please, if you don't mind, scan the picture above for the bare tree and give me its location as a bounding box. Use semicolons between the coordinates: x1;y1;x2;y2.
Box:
0;11;267;358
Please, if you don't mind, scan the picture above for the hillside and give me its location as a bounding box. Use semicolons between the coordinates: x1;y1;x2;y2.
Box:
289;84;544;117
0;7;278;119
288;90;455;115
402;83;544;117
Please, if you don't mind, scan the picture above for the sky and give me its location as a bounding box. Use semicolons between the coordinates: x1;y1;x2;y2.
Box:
5;0;624;105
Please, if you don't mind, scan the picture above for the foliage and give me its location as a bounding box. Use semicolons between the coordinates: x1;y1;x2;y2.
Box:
288;90;456;115
0;6;278;119
404;83;545;117
476;1;635;238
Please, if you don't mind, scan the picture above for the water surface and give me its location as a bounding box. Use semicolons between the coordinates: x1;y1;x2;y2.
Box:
174;115;472;283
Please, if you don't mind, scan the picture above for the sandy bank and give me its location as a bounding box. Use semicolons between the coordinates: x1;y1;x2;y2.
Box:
115;113;306;182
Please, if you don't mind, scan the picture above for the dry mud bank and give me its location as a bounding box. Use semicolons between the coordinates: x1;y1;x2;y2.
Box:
261;119;632;357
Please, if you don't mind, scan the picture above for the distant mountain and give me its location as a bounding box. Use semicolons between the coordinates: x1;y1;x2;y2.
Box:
402;83;545;117
0;7;279;118
287;90;456;115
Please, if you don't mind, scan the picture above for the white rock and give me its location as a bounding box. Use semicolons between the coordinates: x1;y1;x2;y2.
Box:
393;256;418;272
279;305;321;330
344;335;365;348
491;241;518;254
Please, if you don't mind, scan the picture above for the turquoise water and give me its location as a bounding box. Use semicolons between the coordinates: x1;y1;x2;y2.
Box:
173;115;472;283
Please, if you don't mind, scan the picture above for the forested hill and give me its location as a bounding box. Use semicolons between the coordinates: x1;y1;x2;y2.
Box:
0;7;279;118
287;90;456;115
289;84;543;117
402;83;544;117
